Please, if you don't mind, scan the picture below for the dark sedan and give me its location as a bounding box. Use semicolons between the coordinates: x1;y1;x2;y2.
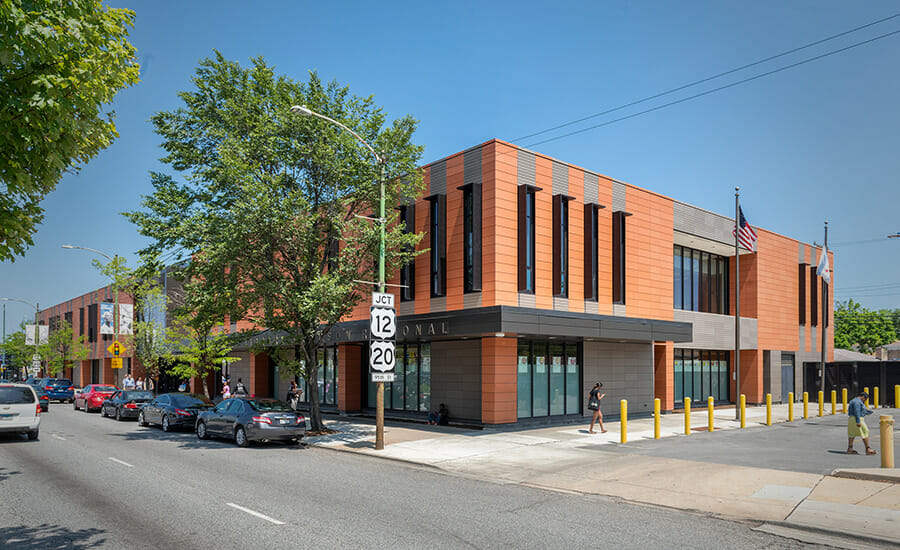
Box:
33;385;50;412
101;390;154;421
139;393;215;432
196;397;309;447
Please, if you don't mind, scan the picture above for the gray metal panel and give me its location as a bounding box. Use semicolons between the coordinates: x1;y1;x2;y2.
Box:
431;340;481;423
553;296;569;311
612;303;626;317
799;325;805;353
552;161;568;196
430;160;446;195
583;341;655;415
584;172;599;205
518;293;536;308
673;309;758;349
517;150;536;187
612;181;626;212
673;201;737;247
398;301;415;316
463;292;482;309
430;295;447;313
799;242;806;263
584;300;599;314
810;328;817;353
464;147;482;185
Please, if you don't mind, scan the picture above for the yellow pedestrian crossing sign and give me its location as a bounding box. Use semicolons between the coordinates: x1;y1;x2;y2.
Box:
111;358;123;369
107;340;127;356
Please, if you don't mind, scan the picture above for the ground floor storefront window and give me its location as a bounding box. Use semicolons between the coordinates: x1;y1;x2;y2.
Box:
674;349;729;403
517;340;580;419
296;346;339;406
367;342;431;412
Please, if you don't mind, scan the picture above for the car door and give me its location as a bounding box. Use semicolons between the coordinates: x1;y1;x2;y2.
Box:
152;394;170;423
78;385;92;409
104;391;121;415
205;401;227;435
217;399;243;437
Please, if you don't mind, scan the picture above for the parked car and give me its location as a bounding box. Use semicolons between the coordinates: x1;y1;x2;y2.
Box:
196;397;309;447
139;393;215;432
33;385;50;412
0;383;41;440
40;378;75;403
74;384;118;412
101;390;154;421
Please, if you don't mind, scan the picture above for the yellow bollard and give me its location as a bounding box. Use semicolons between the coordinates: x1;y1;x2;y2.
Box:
740;394;746;428
881;416;895;468
620;399;627;444
684;397;691;435
842;388;847;413
818;391;824;417
896;385;899;410
803;392;809;419
831;390;836;415
654;398;660;439
788;392;794;422
766;393;772;426
873;386;879;409
864;386;869;398
708;395;715;432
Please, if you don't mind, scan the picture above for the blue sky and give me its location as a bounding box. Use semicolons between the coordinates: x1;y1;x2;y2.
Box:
2;0;900;332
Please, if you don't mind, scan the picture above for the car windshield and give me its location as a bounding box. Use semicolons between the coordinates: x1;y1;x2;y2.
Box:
48;379;72;386
123;391;153;401
0;386;35;404
95;386;117;392
172;394;214;407
246;399;292;412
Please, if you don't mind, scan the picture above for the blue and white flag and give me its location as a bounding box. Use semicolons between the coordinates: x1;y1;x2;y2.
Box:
816;246;831;285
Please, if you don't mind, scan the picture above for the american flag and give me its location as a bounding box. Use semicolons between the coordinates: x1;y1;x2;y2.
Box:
733;207;758;252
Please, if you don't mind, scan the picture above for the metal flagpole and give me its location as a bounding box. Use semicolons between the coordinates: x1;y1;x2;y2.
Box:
820;222;828;396
734;188;741;420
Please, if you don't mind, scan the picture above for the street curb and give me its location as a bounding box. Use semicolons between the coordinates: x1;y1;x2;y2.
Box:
756;520;899;549
830;468;900;484
307;440;442;470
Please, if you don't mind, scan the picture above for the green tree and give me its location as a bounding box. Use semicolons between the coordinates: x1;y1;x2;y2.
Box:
834;300;896;353
42;319;90;376
0;0;140;261
125;53;424;430
2;327;30;378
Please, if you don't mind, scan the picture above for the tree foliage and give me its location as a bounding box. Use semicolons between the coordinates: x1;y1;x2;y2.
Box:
42;319;90;376
833;299;896;353
125;52;424;429
0;0;140;261
1;327;30;378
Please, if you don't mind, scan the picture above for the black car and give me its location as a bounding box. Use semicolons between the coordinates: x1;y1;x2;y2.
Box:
138;393;215;432
101;390;154;421
196;397;309;447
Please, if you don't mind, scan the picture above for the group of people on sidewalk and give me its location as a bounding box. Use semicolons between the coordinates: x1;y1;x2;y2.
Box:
121;374;151;391
220;377;248;399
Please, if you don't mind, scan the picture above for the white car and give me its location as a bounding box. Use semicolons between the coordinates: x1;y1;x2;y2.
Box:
0;383;41;440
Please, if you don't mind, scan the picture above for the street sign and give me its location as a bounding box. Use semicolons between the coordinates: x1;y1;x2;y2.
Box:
31;359;40;369
32;354;40;361
111;357;123;369
369;341;395;381
107;341;127;356
370;306;396;340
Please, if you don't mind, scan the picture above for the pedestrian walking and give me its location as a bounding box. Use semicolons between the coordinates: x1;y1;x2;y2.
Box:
847;391;876;455
233;378;248;396
587;382;607;434
222;380;231;399
287;380;299;410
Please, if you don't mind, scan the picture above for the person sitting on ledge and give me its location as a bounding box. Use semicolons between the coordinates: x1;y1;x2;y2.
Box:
428;403;449;426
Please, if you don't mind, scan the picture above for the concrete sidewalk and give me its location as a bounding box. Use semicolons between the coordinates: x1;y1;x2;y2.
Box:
308;403;899;549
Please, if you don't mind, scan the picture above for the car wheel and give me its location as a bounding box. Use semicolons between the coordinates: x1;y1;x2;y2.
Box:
235;426;249;447
138;411;147;427
27;430;38;440
73;400;78;410
162;415;171;432
100;407;106;417
115;409;122;422
197;421;208;440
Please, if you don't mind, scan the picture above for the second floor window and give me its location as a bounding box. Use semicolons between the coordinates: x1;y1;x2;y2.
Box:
399;204;415;302
583;204;601;301
674;245;729;314
460;183;481;293
613;211;628;304
427;195;446;297
518;185;539;293
553;195;572;297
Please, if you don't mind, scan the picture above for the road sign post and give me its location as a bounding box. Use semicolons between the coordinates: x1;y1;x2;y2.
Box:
369;292;396;383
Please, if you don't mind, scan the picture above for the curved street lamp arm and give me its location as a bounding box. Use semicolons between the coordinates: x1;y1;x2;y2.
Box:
0;297;38;311
62;244;114;262
290;105;382;164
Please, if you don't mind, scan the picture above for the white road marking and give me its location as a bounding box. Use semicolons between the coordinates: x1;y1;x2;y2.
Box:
52;434;66;441
108;457;134;468
226;502;285;525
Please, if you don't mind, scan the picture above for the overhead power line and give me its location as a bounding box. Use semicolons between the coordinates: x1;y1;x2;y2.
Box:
512;12;900;144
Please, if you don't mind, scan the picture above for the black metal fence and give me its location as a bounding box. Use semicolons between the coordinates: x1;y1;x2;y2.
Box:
804;361;900;407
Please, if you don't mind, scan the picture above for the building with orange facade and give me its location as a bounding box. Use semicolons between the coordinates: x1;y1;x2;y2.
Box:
40;139;833;426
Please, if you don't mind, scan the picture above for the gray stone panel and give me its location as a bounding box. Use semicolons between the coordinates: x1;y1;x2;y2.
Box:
429;160;446;195
464;147;482;185
673;310;757;349
583;341;654;416
431;340;481;422
517;150;536;187
673;201;738;247
612;181;626;212
584;172;599;205
552;161;568;196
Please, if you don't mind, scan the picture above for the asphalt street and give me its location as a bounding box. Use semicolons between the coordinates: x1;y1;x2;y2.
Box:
596;407;897;475
0;405;831;549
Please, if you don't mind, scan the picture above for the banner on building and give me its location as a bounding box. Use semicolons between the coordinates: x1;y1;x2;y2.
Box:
119;303;133;335
100;303;115;335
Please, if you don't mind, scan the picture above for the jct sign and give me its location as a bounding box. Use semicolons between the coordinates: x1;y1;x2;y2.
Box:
369;292;395;382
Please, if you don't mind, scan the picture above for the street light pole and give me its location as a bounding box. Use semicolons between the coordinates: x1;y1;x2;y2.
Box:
63;245;121;387
291;105;388;450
